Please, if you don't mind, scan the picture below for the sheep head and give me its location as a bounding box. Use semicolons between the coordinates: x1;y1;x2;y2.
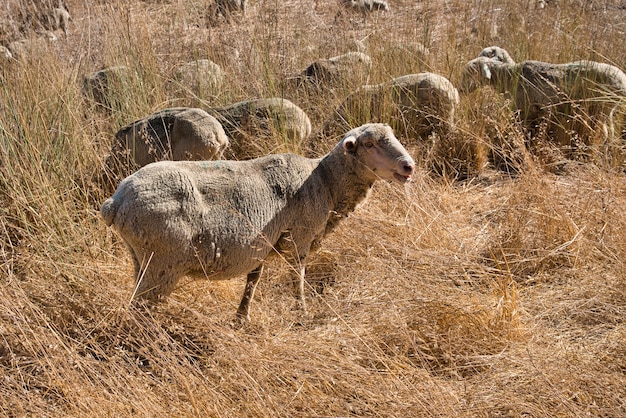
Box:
478;46;515;65
341;123;415;184
460;56;503;93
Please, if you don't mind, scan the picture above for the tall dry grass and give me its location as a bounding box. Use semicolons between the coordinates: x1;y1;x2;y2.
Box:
0;0;625;416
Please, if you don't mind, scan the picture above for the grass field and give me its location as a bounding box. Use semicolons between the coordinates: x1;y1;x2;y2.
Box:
0;0;624;416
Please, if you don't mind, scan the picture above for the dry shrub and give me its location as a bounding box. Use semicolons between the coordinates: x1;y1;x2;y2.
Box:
1;0;626;416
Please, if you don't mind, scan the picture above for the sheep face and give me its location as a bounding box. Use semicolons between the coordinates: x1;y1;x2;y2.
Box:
460;57;498;93
341;124;415;184
478;46;515;65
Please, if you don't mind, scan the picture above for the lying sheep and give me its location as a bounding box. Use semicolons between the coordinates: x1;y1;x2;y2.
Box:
207;98;312;160
83;65;132;107
7;32;56;60
461;55;626;152
108;107;229;173
210;0;247;23
101;123;415;321
173;59;224;94
294;51;372;92
478;46;515;65
313;72;460;154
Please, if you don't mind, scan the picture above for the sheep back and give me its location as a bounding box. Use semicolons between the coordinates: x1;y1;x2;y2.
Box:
298;51;372;91
174;59;224;94
110;107;229;170
314;72;459;152
208;98;312;160
83;65;132;107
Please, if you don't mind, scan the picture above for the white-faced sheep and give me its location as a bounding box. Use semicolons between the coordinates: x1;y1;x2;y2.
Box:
207;98;312;160
478;46;515;65
210;0;247;23
108;107;229;174
311;72;460;155
101;123;415;321
461;55;626;155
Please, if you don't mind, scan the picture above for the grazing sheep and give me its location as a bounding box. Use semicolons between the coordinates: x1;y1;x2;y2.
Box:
101;123;415;321
83;65;132;107
210;0;248;23
48;6;70;36
173;59;224;94
108;107;229;172
207;98;312;160
478;46;515;65
7;32;56;60
340;0;390;13
312;72;459;154
294;51;372;91
461;56;626;153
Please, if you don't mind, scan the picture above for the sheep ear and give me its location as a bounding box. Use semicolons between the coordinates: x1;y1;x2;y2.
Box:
481;62;492;80
343;135;358;153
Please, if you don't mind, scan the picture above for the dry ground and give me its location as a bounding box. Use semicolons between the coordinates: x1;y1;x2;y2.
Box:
0;0;625;416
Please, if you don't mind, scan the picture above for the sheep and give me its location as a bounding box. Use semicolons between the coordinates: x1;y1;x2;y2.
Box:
108;107;230;174
210;0;248;24
461;55;626;154
294;51;372;92
83;65;132;107
47;6;70;36
0;46;12;60
478;46;515;65
100;123;415;321
340;0;390;13
311;72;460;154
173;59;224;94
7;32;56;60
207;98;312;160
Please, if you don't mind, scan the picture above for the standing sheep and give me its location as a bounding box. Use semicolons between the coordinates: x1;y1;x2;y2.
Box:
312;72;459;154
100;123;415;321
108;107;229;172
461;55;626;154
207;98;312;160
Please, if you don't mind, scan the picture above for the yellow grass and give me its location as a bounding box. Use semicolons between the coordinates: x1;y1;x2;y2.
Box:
0;0;624;416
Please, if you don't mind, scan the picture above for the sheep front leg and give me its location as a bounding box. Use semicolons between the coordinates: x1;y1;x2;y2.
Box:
236;264;264;321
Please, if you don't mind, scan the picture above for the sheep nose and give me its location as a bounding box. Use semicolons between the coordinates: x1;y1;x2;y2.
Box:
402;160;415;175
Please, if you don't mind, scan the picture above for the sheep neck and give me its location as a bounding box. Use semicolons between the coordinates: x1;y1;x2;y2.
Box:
491;63;518;94
317;148;373;220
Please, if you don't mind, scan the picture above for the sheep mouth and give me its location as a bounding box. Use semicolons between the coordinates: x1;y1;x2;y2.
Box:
393;172;412;184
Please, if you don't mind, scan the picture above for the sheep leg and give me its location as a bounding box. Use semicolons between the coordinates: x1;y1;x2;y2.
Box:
236;264;264;321
294;265;308;314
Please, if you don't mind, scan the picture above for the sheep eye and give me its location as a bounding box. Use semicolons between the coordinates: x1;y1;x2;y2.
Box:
363;142;374;148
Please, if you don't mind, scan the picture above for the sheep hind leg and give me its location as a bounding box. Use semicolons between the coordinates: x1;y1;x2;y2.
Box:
236;264;264;322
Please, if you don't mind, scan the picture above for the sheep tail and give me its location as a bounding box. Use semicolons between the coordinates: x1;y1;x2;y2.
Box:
100;196;119;226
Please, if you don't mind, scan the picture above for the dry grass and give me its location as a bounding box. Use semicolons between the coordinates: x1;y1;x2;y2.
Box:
1;0;625;416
